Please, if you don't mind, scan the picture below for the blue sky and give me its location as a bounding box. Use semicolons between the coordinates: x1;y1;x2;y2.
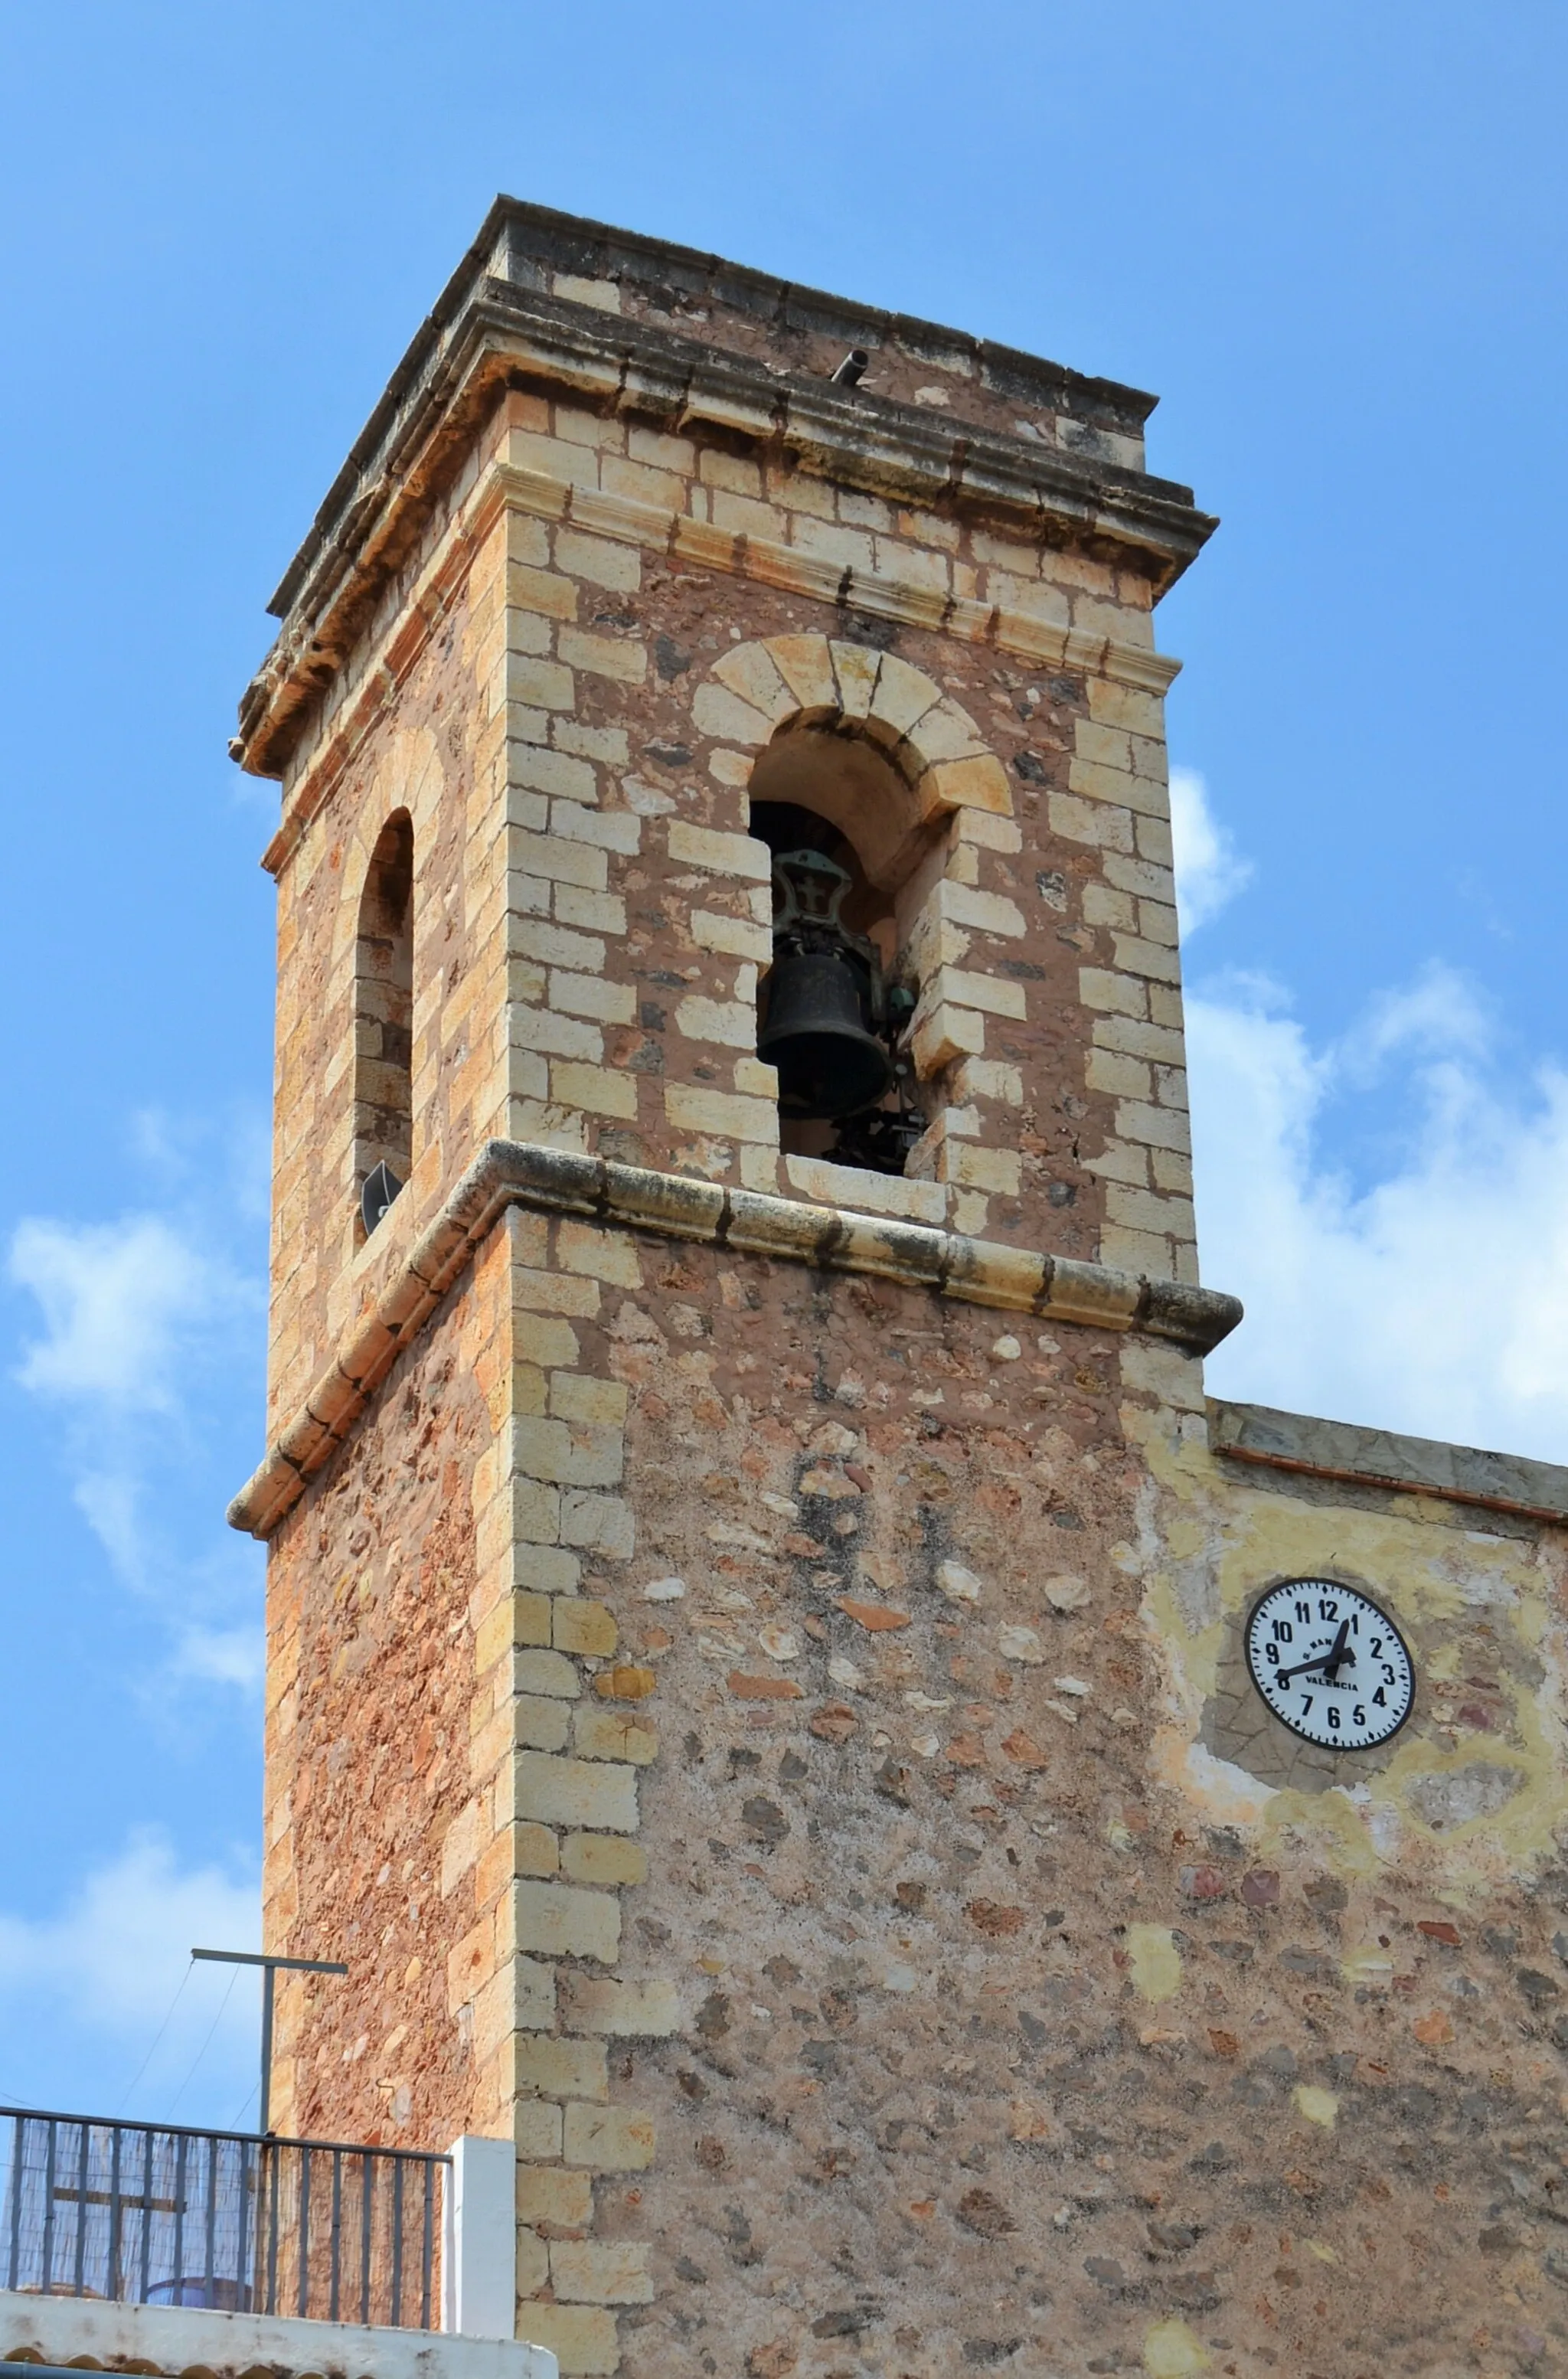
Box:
1;1;1565;2124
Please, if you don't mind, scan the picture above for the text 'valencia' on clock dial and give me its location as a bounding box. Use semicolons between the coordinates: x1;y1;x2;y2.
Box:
1243;1580;1415;1751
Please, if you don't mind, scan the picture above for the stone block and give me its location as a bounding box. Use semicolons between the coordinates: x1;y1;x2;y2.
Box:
665;1082;779;1141
512;1007;604;1063
554;1600;619;1657
918;753;1013;819
515;2165;593;2231
552;802;642;855
512;1822;560;1877
1103;851;1177;902
561;1833;648;1887
550;972;635;1024
674;994;755;1047
558;626;646;683
505;654;576;711
573;1706;658;1766
511;2305;618;2376
560;1974;682;2036
513;1694;573;1753
550;1372;628;1425
666;820;773;878
952;1056;1023;1105
1048;789;1135;853
515;2227;550;2302
1106;1182;1196;1237
1110;932;1182;986
508;1476;563;1544
1078;967;1147;1020
918;964;1027;1021
559;1489;635;1558
554;528;641;590
508;828;607;890
549;1063;639;1120
513;917;607;973
511;1415;626;1491
514;1649;582;1699
946;1142;1021;1195
515;1750;639;1832
554;890;623;932
766;632;838;711
1114;1098;1191;1155
562;2103;655;2172
514;1877;621;1963
690;908;773;962
550;2240;653;2305
514;2100;564;2161
557;1220;644;1286
515;2035;609;2103
1086;1048;1151;1100
514;1545;582;1596
910;1001;985;1076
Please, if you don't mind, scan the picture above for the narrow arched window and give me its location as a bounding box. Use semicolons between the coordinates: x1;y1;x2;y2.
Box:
353;811;413;1234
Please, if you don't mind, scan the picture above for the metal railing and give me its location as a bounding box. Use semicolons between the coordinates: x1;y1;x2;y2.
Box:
0;2110;449;2332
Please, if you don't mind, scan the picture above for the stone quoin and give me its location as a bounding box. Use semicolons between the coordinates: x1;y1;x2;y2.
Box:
228;198;1568;2377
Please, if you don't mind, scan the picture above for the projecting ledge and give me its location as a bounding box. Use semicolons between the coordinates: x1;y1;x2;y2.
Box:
229;1139;1243;1541
1210;1398;1568;1528
0;2295;557;2379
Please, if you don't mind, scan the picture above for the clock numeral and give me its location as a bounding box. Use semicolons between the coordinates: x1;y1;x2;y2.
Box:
1300;1694;1314;1717
1372;1687;1387;1707
1266;1642;1280;1665
1380;1662;1395;1685
1318;1598;1338;1621
1353;1705;1367;1727
1370;1637;1383;1657
1349;1611;1361;1635
1327;1704;1341;1730
1272;1619;1294;1644
1295;1598;1312;1622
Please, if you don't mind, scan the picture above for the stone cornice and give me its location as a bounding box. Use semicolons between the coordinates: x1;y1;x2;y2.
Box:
236;273;1214;783
256;453;1183;877
1210;1399;1568;1528
229;1140;1243;1541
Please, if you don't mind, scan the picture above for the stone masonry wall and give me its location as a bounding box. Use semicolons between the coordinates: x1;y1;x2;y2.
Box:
264;1224;513;2150
265;1199;1568;2379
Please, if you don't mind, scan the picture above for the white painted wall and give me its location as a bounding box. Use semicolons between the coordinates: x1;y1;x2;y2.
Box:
443;2136;518;2343
0;2289;555;2379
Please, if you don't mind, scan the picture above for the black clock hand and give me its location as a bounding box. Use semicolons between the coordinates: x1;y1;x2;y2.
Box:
1274;1626;1351;1688
1274;1650;1334;1685
1320;1619;1352;1683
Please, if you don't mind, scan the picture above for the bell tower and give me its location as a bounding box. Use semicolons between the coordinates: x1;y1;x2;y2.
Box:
228;201;1568;2379
230;198;1232;2374
234;198;1568;2379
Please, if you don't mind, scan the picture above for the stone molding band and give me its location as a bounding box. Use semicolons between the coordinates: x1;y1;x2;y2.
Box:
237;291;1204;783
229;1139;1243;1541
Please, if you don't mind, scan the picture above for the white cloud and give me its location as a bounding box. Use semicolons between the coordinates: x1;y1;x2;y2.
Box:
7;1207;263;1689
0;1833;260;2122
10;1215;243;1415
1190;972;1568;1462
1170;766;1253;933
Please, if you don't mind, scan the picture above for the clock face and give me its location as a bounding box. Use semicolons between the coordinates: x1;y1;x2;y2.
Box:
1244;1580;1415;1751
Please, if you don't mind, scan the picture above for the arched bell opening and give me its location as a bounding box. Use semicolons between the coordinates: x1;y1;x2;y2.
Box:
351;810;414;1240
747;724;933;1179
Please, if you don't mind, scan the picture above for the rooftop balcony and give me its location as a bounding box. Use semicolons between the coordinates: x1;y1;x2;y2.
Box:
0;2111;551;2379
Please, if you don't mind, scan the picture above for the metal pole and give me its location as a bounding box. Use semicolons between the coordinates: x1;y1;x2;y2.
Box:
259;1969;275;2138
190;1950;347;2139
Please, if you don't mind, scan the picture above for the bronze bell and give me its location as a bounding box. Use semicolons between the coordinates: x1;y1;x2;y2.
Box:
758;850;895;1119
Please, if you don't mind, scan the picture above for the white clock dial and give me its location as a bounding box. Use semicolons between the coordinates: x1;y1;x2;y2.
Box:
1244;1580;1414;1751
